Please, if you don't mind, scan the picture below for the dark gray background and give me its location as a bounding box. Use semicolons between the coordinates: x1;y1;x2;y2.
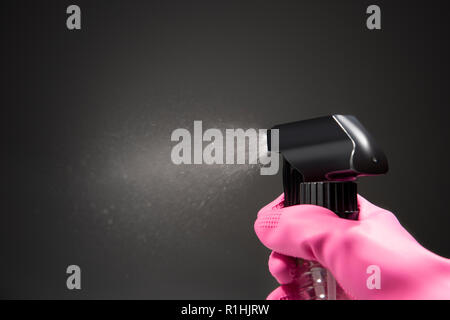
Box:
2;0;450;299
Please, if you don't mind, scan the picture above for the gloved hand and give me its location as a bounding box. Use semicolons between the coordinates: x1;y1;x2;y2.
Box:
254;194;450;300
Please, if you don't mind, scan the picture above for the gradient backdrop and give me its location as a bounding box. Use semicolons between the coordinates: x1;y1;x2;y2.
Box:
2;0;450;299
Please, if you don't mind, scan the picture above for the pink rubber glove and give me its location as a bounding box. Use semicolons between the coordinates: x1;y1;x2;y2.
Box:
254;194;450;300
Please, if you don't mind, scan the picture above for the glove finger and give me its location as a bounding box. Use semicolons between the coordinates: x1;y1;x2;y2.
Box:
255;200;352;261
268;251;299;285
266;284;302;300
257;193;284;218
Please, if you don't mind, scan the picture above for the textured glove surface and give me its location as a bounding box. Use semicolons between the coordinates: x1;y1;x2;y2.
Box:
254;194;450;300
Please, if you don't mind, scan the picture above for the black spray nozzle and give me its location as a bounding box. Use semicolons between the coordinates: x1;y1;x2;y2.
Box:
268;114;388;182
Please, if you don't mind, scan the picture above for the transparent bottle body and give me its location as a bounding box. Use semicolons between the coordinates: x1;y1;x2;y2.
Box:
296;259;348;300
282;160;353;300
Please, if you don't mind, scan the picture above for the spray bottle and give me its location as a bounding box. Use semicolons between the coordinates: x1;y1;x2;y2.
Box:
267;114;388;300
